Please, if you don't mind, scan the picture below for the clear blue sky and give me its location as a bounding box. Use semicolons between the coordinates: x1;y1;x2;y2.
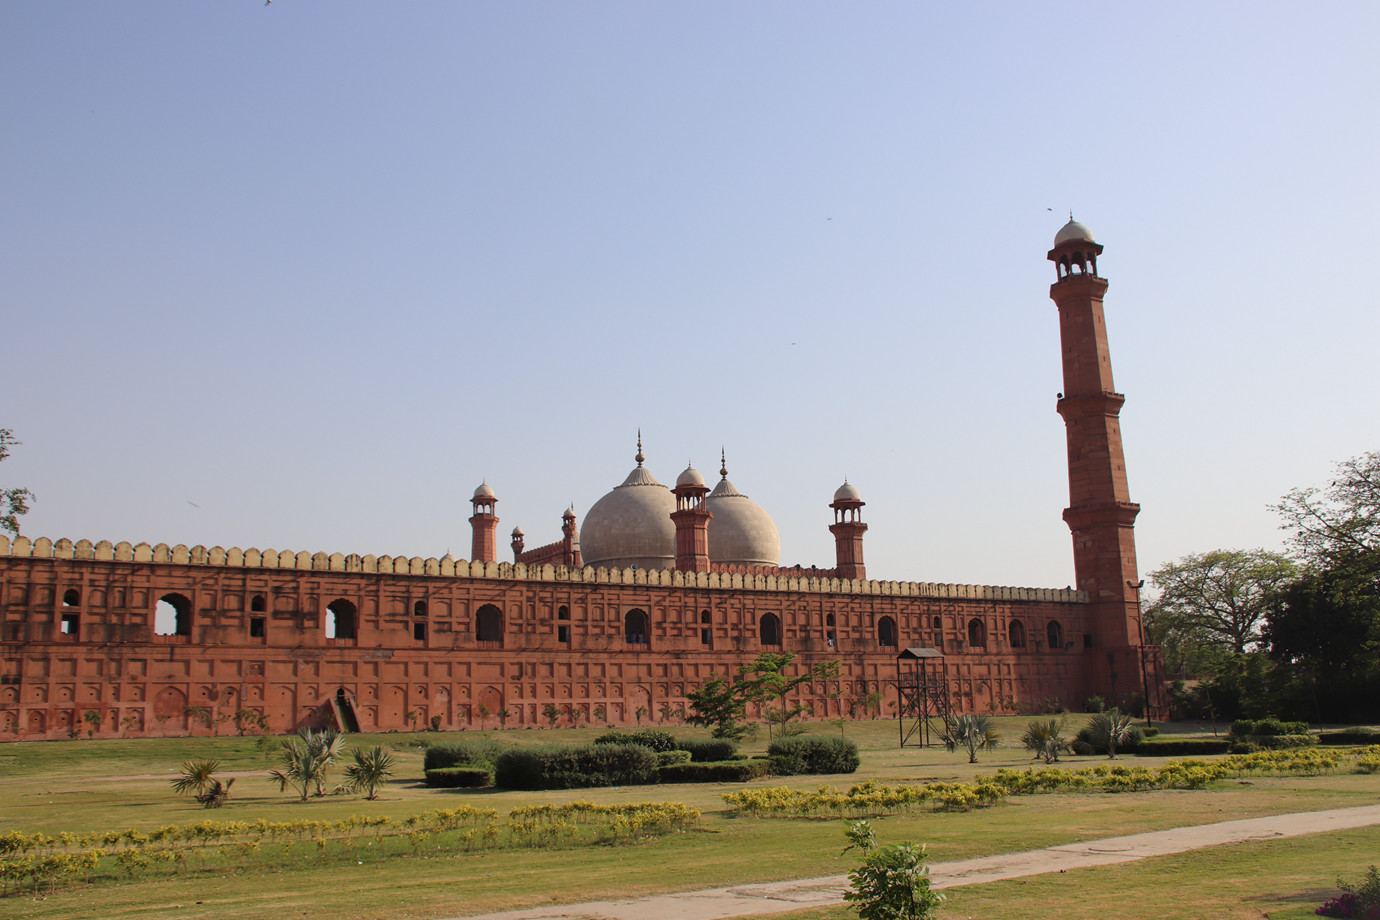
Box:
4;3;1377;590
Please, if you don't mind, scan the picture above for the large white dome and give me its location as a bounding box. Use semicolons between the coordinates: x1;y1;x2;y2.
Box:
579;463;676;571
706;472;780;567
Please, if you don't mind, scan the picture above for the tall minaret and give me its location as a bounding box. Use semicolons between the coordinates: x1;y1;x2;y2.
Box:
829;480;867;580
1048;219;1142;660
469;482;500;564
671;463;712;573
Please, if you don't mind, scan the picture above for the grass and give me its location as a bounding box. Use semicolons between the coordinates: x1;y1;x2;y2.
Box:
1;717;1376;919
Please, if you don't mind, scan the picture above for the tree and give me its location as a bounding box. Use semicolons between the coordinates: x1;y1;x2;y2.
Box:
737;653;841;741
477;704;490;730
542;703;561;727
271;728;344;801
1272;451;1380;567
344;745;394;800
942;714;1000;763
497;708;511;729
685;673;750;741
1146;549;1298;671
0;429;34;537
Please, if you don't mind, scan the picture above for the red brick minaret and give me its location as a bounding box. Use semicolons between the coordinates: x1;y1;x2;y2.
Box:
671;464;712;573
1048;219;1145;701
829;480;867;580
469;482;500;564
560;505;582;568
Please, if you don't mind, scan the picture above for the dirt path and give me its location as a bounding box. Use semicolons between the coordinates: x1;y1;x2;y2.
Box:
448;803;1380;920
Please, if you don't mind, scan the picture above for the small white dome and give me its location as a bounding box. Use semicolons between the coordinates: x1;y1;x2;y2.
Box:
472;482;496;500
834;481;861;502
1054;219;1094;246
511;526;523;536
676;465;706;488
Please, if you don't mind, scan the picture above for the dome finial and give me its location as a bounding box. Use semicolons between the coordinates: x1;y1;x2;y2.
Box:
719;447;728;479
635;428;644;467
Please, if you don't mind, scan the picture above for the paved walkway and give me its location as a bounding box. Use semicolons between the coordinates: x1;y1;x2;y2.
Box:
450;803;1380;920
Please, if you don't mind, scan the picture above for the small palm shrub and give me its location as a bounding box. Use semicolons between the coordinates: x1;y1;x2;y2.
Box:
1020;718;1070;763
344;745;395;799
942;714;1000;763
1078;709;1141;758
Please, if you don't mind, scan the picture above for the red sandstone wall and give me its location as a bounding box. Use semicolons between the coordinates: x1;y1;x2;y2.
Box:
0;550;1109;742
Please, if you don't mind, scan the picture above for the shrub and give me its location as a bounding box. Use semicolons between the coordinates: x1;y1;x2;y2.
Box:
845;842;943;920
1230;718;1308;737
1319;730;1380;746
1142;726;1160;737
494;743;658;790
656;750;692;766
767;736;860;775
1085;695;1106;713
423;739;505;772
1133;737;1232;756
657;760;771;784
593;729;677;752
675;737;740;762
1319;865;1380;919
1076;713;1143;757
424;767;490;788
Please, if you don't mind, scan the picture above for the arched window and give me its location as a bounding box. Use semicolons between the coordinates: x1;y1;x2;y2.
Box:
759;613;781;646
699;610;711;647
413;600;428;617
625;609;649;645
877;616;897;648
326;599;357;640
476;605;503;643
931;615;942;630
1047;620;1064;650
63;589;80;607
826;613;837;648
250;594;266;612
155;593;192;636
1009;619;1026;649
557;605;570;644
967;618;987;649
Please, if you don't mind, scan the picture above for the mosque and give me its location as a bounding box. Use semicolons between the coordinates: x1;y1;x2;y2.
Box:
0;221;1167;740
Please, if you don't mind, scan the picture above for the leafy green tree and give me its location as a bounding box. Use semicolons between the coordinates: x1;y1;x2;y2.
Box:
845;841;943;920
1084;709;1135;758
1272;451;1380;567
497;708;512;729
1146;549;1297;676
344;745;395;800
0;429;34;537
942;714;1000;763
542;703;561;727
685;673;750;741
271;728;344;801
477;704;490;729
737;653;841;741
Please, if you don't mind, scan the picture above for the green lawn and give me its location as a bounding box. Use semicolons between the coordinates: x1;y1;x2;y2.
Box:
0;718;1375;920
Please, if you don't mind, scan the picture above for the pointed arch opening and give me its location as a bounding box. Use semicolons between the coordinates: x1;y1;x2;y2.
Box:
1009;619;1026;649
967;618;987;650
155;593;192;636
625;609;649;645
476;605;503;643
1047;620;1064;650
877;615;897;648
759;612;781;647
326;599;357;640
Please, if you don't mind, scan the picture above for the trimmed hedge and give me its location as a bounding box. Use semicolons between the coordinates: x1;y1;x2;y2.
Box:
494;743;658;790
656;749;692;767
767;736;860;775
1318;730;1380;746
1228;734;1316;754
1134;737;1232;757
593;729;677;752
657;760;771;784
1230;718;1308;737
424;767;490;788
675;737;740;763
423;739;505;772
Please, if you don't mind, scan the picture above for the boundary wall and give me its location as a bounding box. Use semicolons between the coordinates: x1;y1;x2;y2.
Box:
1;535;1101;742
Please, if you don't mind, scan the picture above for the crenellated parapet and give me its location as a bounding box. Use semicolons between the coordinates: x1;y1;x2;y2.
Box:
0;534;1087;604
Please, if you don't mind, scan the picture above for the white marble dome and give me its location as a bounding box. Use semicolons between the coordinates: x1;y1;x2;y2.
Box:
473;482;496;500
706;472;781;567
676;465;706;488
579;463;676;571
833;481;861;502
1054;219;1094;246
